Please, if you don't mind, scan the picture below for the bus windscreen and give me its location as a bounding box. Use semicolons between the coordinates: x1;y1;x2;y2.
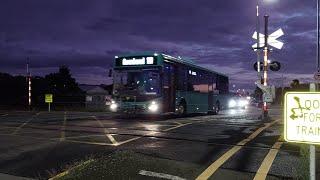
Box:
113;69;161;101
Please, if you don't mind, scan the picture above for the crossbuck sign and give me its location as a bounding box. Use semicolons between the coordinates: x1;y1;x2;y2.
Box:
252;28;284;50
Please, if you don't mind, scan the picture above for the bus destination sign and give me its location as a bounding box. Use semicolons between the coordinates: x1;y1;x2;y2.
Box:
116;56;157;66
284;92;320;144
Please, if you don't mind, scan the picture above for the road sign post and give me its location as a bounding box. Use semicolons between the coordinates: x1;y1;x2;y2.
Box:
45;94;53;112
310;83;316;180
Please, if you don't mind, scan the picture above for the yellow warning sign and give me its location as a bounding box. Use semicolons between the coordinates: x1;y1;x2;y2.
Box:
284;92;320;144
45;94;53;103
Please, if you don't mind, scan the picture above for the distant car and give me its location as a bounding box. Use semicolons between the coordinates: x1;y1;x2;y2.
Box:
228;97;249;109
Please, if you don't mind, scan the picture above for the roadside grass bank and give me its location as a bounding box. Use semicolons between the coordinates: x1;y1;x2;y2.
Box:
49;151;200;180
49;150;288;180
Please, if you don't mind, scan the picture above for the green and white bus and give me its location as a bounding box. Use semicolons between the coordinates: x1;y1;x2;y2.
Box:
110;52;229;115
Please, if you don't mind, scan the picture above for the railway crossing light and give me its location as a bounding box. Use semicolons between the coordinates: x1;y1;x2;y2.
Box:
253;61;281;72
269;61;281;71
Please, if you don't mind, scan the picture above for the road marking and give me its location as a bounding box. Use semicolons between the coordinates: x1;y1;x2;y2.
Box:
65;134;107;139
138;170;186;180
108;122;193;146
94;116;118;145
116;137;141;146
11;112;40;135
0;114;8;117
253;139;284;180
49;159;94;180
195;119;280;180
60;112;67;141
163;122;192;132
66;139;115;146
173;121;182;125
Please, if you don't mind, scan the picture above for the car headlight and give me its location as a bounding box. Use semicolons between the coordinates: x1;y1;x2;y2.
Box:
229;100;237;108
238;100;248;107
148;101;159;112
110;101;118;111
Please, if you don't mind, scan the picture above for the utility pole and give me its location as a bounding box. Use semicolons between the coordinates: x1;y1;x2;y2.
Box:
309;1;320;180
318;0;320;72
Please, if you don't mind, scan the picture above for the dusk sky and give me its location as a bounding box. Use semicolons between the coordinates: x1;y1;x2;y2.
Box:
0;0;316;90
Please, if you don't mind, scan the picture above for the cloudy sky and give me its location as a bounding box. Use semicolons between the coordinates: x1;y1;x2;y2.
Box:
0;0;316;90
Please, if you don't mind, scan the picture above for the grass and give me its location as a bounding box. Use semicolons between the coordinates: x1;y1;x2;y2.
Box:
49;150;200;180
297;144;310;180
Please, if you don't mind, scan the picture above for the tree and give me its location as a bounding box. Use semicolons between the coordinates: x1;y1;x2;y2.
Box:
45;66;82;96
290;79;300;89
44;66;84;105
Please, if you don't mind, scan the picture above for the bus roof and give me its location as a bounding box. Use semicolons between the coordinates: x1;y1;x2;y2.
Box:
116;52;228;78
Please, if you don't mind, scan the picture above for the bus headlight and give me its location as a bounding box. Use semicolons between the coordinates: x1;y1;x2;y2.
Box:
148;101;159;112
229;100;237;108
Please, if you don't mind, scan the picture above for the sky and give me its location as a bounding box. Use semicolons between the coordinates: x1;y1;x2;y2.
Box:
0;0;317;90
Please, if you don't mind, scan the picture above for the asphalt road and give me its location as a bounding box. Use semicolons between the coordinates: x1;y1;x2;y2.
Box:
0;106;317;179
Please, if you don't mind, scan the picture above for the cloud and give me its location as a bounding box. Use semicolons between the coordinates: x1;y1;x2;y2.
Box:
0;0;316;88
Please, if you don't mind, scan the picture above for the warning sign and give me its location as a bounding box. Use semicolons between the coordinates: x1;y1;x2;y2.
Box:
284;92;320;144
45;94;53;103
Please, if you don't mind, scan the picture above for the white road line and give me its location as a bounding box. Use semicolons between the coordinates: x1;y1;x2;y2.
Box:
163;123;192;132
11;112;41;135
138;170;186;180
0;114;8;117
93;116;118;145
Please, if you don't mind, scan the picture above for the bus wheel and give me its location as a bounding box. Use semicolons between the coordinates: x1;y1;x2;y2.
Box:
177;103;186;115
213;102;220;115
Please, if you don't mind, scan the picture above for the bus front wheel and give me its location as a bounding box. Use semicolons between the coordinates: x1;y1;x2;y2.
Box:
177;103;186;115
213;102;220;115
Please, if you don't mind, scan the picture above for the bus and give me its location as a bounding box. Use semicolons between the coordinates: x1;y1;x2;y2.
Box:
109;52;229;115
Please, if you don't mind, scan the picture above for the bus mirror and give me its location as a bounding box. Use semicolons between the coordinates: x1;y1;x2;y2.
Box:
108;69;113;77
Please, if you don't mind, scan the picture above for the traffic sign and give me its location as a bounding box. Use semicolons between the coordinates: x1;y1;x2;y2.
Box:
314;72;320;80
263;92;273;103
284;92;320;144
45;94;53;103
255;81;274;103
252;28;284;50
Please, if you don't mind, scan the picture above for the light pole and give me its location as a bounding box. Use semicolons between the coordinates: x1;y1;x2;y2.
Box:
310;2;320;180
317;0;320;72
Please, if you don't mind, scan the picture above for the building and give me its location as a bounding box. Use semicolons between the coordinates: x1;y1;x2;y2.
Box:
84;86;111;111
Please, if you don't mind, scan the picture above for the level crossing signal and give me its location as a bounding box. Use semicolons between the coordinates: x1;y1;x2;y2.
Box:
253;61;281;72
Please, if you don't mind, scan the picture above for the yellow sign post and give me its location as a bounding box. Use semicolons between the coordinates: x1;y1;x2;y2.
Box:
45;94;53;112
284;92;320;144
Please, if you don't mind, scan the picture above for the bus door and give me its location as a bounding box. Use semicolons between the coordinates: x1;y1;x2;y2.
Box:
163;63;177;112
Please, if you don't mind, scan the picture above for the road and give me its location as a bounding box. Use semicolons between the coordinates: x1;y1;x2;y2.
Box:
0;106;317;179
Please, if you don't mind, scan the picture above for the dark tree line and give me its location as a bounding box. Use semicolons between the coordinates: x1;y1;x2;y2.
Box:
0;66;85;110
